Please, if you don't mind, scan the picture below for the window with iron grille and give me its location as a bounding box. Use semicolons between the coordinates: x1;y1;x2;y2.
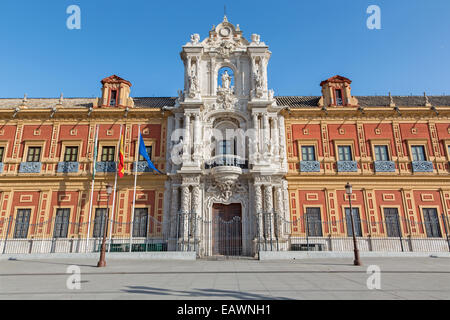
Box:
110;90;117;106
0;147;4;163
133;208;148;237
335;89;343;106
14;209;31;239
338;145;352;161
306;207;322;237
101;146;115;162
384;208;401;237
138;146;152;161
93;208;107;238
64;146;78;162
374;145;390;161
345;207;362;237
411;145;426;161
53;208;70;238
422;208;442;238
27;146;41;162
301;146;316;161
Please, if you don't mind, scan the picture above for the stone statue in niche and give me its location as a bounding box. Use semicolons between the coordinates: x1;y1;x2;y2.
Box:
221;70;232;89
188;70;199;97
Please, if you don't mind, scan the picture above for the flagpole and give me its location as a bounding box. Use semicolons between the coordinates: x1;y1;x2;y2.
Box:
86;125;99;253
129;124;140;252
108;124;122;252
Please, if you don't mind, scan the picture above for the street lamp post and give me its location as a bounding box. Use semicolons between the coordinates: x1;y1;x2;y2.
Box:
345;182;361;266
97;184;113;268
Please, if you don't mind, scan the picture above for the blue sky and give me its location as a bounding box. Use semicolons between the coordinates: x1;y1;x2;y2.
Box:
0;0;449;98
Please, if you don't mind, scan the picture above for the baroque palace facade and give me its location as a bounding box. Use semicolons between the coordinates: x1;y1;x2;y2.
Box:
1;17;450;256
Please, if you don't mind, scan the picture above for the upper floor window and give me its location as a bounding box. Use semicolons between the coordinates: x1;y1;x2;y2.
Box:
0;147;4;163
27;146;41;162
110;90;117;106
335;89;343;106
101;146;115;162
301;146;316;161
338;145;353;161
411;145;426;161
218;140;233;155
374;145;390;161
64;146;79;162
139;146;152;161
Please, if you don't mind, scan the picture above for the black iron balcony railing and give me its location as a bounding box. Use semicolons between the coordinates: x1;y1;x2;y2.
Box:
205;155;248;169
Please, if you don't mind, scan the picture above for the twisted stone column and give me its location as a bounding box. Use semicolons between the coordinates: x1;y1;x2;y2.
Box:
180;185;190;241
191;185;201;241
264;185;275;240
169;186;179;239
254;185;263;240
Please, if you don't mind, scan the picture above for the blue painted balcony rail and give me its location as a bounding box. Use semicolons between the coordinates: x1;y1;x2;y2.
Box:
205;155;248;169
374;161;396;172
19;162;42;173
134;161;153;173
95;161;116;173
0;163;3;173
57;162;79;173
412;161;433;173
299;161;320;172
337;161;357;172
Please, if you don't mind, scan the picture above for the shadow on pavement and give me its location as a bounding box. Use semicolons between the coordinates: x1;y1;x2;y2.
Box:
7;258;97;268
122;286;293;300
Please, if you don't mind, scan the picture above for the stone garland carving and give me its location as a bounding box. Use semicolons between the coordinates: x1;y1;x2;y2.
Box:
207;180;247;202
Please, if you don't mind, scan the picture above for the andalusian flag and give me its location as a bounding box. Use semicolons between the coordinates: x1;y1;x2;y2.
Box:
117;131;125;178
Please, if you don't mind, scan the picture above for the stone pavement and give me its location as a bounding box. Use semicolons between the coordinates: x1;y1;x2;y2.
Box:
0;257;449;300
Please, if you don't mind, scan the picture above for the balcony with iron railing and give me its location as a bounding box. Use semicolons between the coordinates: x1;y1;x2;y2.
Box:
205;155;249;170
412;161;434;173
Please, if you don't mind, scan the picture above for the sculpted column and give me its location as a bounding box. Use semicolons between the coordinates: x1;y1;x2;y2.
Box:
274;187;284;238
264;185;275;242
191;185;201;245
278;115;287;171
193;114;201;162
180;185;191;244
254;184;264;245
272;116;280;160
169;186;179;239
182;114;191;163
251;113;260;163
263;113;270;157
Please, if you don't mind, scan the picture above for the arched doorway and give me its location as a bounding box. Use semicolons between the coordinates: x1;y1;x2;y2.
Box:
212;203;242;256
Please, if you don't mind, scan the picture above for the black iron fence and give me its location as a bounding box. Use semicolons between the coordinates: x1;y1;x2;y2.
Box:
0;213;449;255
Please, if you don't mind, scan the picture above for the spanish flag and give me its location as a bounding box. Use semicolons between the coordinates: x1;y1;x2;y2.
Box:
117;131;125;178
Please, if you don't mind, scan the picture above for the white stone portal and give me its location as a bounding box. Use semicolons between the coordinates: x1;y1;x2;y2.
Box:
165;16;290;257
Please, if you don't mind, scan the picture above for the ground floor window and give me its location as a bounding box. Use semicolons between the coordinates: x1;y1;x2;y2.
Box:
422;208;441;238
384;208;401;237
345;207;362;237
54;208;70;238
93;208;107;238
133;208;148;237
14;209;31;239
306;207;322;236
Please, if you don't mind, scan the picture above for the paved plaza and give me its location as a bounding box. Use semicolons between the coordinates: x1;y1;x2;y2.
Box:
0;256;449;300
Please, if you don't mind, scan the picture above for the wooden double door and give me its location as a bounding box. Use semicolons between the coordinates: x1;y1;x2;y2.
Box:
212;203;242;256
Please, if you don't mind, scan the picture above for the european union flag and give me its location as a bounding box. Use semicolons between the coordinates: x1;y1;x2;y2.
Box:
139;133;162;174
